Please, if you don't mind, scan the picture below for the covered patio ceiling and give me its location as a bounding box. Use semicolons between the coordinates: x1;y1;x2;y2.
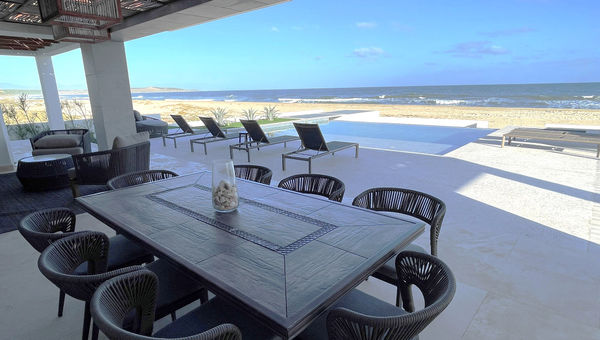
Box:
0;0;287;55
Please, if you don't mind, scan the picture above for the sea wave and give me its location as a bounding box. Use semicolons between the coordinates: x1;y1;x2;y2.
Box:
278;97;377;103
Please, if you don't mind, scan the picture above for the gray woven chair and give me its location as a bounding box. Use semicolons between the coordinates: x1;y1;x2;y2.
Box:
70;141;151;197
108;169;179;190
233;165;272;185
38;231;143;340
18;208;153;318
278;174;345;202
39;232;209;340
299;251;456;340
352;188;446;303
91;270;242;340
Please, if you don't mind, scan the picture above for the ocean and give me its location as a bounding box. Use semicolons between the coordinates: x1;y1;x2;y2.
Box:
67;82;600;109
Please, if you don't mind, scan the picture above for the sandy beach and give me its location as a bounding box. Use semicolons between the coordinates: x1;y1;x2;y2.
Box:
131;100;600;129
2;96;600;129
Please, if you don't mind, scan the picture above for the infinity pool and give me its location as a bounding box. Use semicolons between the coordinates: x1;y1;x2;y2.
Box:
272;120;495;155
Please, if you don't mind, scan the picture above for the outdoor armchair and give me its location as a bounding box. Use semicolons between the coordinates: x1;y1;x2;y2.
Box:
233;164;273;185
278;174;345;202
30;128;91;156
134;110;168;138
298;251;456;340
69;132;151;197
282;122;358;174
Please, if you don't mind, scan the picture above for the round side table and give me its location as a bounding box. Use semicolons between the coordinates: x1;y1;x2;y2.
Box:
17;154;74;191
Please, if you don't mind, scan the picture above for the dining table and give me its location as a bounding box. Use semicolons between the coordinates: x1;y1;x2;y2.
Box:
76;172;424;339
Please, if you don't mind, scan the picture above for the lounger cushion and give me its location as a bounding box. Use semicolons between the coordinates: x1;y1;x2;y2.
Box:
153;296;281;340
112;131;150;149
375;243;426;282
34;134;82;148
298;289;407;340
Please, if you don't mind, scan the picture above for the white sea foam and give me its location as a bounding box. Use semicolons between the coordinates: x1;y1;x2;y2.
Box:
581;95;595;99
278;97;375;103
435;99;468;105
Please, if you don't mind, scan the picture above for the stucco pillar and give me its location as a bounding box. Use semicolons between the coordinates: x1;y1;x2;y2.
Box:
35;54;65;130
0;105;15;172
80;41;135;150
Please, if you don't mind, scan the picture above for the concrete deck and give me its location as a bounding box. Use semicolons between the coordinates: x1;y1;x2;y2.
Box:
1;126;599;339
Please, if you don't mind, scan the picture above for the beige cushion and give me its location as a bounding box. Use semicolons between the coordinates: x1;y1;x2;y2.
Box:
112;131;150;149
34;134;81;149
32;147;83;156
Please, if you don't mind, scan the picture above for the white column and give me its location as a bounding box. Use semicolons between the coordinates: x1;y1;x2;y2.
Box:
81;41;136;150
35;54;65;130
0;105;15;172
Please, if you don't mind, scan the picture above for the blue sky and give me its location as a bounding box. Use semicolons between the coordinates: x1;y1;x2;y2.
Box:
1;0;598;90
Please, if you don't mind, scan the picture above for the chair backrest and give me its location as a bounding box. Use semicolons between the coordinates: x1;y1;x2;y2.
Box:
18;208;76;253
38;231;142;302
108;170;179;190
91;270;242;340
293;123;328;151
240;120;269;143
352;188;446;256
278;174;345;202
326;251;455;340
170;115;194;133
199;116;226;138
73;141;151;186
234;165;273;185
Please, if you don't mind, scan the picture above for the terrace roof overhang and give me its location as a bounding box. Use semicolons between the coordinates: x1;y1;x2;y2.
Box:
0;0;288;56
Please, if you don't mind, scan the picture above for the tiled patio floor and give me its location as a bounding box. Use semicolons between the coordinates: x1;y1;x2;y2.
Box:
1;127;599;339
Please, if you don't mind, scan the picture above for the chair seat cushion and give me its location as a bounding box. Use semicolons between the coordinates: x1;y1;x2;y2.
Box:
373;243;426;284
34;134;82;149
298;289;407;340
32;147;83;156
153;296;281;340
75;234;153;274
145;259;206;320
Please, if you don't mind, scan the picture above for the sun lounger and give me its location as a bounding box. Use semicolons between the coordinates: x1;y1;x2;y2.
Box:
162;114;207;148
229;120;299;162
189;117;241;154
502;128;600;157
282;122;359;173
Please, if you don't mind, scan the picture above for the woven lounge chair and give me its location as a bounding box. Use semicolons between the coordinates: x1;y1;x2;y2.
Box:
298;251;456;340
282;123;358;174
162;115;208;148
229;120;299;162
190;117;240;154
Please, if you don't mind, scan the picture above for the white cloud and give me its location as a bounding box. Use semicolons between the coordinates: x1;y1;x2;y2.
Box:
444;41;509;58
353;47;384;58
356;22;377;29
271;26;279;32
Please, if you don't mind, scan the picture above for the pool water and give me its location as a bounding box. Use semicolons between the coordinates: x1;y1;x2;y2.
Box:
272;120;495;155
